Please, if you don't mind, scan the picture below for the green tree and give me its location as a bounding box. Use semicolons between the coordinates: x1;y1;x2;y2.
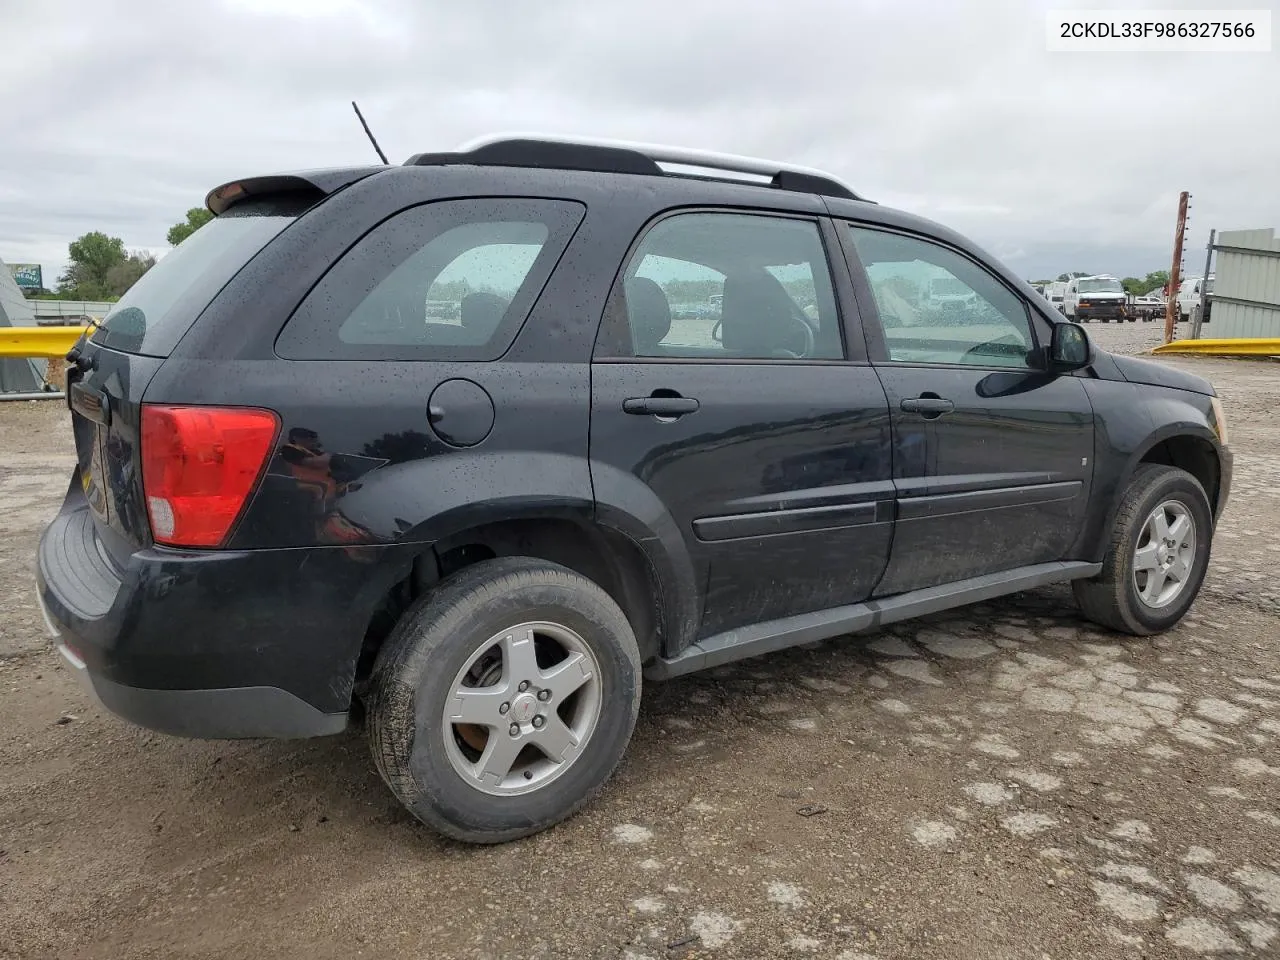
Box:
1056;271;1090;282
1142;270;1170;295
106;252;157;294
1121;277;1145;295
58;231;126;299
56;232;155;299
167;207;214;246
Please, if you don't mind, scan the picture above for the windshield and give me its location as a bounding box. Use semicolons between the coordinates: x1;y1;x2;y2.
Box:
1078;278;1122;294
91;196;307;356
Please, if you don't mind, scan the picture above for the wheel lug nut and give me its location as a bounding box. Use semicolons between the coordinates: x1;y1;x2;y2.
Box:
518;680;530;692
499;702;510;715
509;723;520;737
537;690;551;702
532;716;545;729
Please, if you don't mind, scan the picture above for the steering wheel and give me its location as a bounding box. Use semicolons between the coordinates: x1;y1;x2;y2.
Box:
792;314;816;357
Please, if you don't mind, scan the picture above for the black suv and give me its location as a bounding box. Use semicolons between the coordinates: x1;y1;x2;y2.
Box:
37;136;1231;843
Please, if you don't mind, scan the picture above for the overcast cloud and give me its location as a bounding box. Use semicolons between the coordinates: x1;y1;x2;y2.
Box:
1;0;1276;285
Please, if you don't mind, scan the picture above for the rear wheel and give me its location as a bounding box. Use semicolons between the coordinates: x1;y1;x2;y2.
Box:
1074;465;1213;635
367;557;642;843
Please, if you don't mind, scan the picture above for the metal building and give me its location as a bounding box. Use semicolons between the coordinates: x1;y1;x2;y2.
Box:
1209;228;1280;339
0;258;49;393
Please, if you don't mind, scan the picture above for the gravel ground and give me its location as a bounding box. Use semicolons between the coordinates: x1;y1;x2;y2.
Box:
2;322;1278;960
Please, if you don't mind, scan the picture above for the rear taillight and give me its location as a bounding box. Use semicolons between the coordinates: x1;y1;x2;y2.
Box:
141;405;279;548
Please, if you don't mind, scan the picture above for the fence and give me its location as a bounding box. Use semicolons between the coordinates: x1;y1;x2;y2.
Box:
1206;228;1280;340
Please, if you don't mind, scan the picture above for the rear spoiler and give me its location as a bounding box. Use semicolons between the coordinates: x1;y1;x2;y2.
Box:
205;166;384;215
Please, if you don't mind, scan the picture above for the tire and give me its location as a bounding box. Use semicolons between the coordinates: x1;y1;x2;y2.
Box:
366;557;642;843
1074;464;1214;635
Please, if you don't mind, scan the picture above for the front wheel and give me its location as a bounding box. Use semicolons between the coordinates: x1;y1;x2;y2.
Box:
366;558;642;843
1074;464;1214;634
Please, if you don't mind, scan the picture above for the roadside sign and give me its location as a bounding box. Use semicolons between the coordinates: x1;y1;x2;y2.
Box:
7;263;43;289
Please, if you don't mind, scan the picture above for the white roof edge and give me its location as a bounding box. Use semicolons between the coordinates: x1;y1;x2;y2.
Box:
456;132;856;193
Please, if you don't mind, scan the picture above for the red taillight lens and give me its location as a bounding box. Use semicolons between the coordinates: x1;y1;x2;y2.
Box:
141;405;279;548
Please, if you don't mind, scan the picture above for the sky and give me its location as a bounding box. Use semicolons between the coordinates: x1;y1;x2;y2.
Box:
1;0;1276;287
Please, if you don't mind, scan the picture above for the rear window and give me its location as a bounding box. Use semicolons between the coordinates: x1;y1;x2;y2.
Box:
276;198;585;361
91;196;308;356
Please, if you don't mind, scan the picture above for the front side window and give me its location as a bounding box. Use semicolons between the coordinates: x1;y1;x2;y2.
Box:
277;198;584;361
845;225;1037;368
603;213;843;361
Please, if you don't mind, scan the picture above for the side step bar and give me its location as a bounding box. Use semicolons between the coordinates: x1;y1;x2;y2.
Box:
644;561;1102;680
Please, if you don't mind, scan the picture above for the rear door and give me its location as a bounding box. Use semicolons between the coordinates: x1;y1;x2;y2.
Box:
65;197;311;559
837;222;1095;597
590;210;894;642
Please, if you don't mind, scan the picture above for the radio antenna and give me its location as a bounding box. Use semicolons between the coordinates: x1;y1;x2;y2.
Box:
351;100;389;164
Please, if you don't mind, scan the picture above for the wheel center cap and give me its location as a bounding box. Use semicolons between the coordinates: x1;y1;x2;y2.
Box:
510;693;538;723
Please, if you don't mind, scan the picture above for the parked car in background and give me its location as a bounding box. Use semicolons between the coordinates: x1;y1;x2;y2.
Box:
1177;275;1214;324
1133;294;1165;322
920;275;979;322
37;136;1232;844
1042;280;1068;314
1064;274;1128;323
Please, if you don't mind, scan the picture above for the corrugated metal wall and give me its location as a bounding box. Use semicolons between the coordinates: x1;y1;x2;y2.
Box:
1210;227;1280;339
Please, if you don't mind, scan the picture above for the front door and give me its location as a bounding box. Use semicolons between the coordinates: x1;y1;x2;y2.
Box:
839;223;1095;596
590;210;894;642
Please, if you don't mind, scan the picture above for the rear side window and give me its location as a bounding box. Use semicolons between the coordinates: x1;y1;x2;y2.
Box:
91;196;308;356
276;199;585;361
595;212;843;361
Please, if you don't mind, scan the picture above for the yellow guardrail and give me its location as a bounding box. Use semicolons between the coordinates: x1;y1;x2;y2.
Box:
1152;338;1280;357
0;326;86;359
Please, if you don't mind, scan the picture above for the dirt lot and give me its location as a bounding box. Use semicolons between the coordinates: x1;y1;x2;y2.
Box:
2;323;1278;960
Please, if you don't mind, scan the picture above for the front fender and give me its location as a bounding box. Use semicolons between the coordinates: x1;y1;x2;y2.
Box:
1075;380;1227;562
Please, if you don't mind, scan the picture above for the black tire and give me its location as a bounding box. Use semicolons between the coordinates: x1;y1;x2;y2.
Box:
366;557;642;843
1074;464;1214;635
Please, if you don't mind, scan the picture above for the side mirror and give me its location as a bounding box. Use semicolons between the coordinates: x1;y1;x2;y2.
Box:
1049;321;1092;371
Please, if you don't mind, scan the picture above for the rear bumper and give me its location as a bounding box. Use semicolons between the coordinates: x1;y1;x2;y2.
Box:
42;624;347;739
36;493;407;740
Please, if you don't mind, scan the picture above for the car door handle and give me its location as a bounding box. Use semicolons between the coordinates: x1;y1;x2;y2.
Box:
623;395;699;417
900;396;954;417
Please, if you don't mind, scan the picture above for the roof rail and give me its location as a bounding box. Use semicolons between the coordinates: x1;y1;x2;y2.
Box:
404;133;865;202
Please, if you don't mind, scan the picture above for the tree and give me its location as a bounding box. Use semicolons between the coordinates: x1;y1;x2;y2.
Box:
1056;271;1090;282
1120;271;1170;296
1143;270;1170;295
106;252;157;294
58;232;125;299
167;207;214;246
56;232;154;300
